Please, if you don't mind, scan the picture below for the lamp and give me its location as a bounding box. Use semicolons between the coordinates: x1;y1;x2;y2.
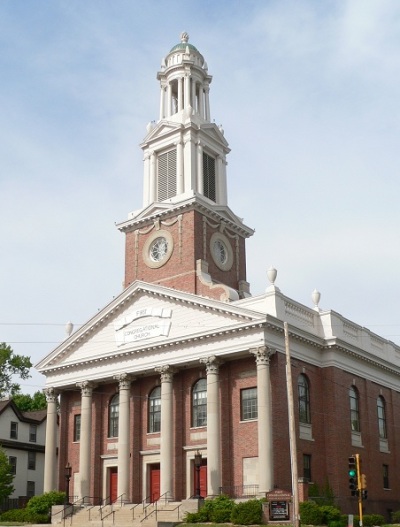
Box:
194;451;202;499
64;463;72;505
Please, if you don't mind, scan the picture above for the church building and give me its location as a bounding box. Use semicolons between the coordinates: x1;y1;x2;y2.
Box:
37;33;400;518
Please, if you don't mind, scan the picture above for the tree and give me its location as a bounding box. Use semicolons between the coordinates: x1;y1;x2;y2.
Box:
0;447;15;500
0;343;32;399
13;391;47;412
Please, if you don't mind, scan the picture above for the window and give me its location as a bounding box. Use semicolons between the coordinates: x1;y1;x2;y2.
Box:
148;386;161;433
241;388;258;420
9;456;17;475
303;454;312;482
74;414;81;442
349;386;360;432
10;421;18;439
298;374;311;424
29;424;37;443
28;451;36;470
383;464;389;489
108;394;119;438
27;481;35;498
377;396;387;439
158;149;177;201
203;153;216;202
192;378;207;427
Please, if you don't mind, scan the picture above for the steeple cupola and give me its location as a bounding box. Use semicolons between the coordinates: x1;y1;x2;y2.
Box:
118;34;253;301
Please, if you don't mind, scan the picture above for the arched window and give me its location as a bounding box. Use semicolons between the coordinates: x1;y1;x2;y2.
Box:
109;394;119;438
298;374;311;424
192;378;207;427
349;386;360;432
148;386;161;433
377;396;387;439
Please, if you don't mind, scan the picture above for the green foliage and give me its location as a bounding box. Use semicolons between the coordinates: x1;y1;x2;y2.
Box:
0;508;49;523
299;501;324;525
328;521;347;527
308;480;336;506
319;505;342;524
0;448;14;500
13;390;47;411
361;514;385;526
26;490;66;515
184;495;235;524
392;511;400;523
0;343;32;398
231;499;263;525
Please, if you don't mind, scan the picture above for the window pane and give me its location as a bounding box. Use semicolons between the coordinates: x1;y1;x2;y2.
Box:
383;464;389;489
74;414;81;442
109;394;119;438
9;456;17;475
192;379;207;427
27;481;35;497
28;451;36;470
149;386;161;433
29;424;37;443
203;153;216;202
10;421;18;439
377;397;387;439
241;388;257;420
303;454;312;482
349;387;360;432
298;375;311;424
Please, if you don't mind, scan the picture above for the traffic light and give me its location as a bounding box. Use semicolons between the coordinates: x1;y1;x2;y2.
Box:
361;474;368;500
348;456;358;496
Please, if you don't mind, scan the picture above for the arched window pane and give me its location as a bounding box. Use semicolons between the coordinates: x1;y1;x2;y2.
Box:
149;386;161;433
192;378;207;427
298;374;311;424
109;394;119;438
377;396;387;439
349;387;360;432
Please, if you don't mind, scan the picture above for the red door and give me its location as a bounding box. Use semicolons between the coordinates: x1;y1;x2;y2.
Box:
200;463;207;498
150;465;160;502
109;467;118;503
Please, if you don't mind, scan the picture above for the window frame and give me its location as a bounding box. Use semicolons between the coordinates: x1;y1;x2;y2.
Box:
192;378;207;428
28;451;36;470
10;421;18;440
349;386;360;432
241;387;258;421
108;394;119;438
383;464;390;489
377;396;387;439
29;424;37;443
74;414;81;442
298;374;311;424
303;454;312;482
9;456;17;475
27;480;35;498
148;386;161;433
203;152;216;202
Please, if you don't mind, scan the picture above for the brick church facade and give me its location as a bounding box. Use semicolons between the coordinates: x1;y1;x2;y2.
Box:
37;33;400;518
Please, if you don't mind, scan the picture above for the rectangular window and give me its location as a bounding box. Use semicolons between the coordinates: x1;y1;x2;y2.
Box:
303;454;312;482
9;456;17;475
203;152;216;202
29;424;37;443
28;451;36;470
241;388;258;421
383;464;389;489
158;149;177;201
10;421;18;439
74;414;81;442
27;481;35;498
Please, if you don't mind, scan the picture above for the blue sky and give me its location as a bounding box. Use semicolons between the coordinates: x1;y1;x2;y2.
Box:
1;0;400;394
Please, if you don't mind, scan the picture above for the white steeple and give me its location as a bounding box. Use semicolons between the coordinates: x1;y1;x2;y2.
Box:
140;33;229;209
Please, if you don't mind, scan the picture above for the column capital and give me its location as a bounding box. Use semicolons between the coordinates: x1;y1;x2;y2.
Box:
114;373;133;390
155;365;176;383
200;354;222;374
249;346;276;365
43;387;58;403
76;381;96;396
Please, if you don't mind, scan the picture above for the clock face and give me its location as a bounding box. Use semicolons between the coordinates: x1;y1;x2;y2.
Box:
150;237;168;262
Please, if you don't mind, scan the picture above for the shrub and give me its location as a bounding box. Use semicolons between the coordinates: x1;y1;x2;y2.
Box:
362;514;385;526
209;495;235;523
26;490;66;515
231;499;263;525
299;501;324;525
328;521;347;527
320;505;342;524
0;508;49;523
392;511;400;523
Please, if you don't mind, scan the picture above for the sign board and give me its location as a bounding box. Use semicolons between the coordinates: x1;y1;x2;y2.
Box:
270;500;289;521
265;489;292;523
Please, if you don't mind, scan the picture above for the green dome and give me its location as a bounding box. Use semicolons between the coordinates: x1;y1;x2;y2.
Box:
170;42;199;53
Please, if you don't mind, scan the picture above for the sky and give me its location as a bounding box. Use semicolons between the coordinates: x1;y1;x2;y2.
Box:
1;0;400;395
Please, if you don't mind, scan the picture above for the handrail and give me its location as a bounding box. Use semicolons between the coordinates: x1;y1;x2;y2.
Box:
101;493;125;522
140;491;173;523
131;494;152;520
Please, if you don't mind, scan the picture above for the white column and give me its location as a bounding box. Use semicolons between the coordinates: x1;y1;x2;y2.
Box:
220;156;228;205
76;381;95;502
216;154;223;203
143;152;150;207
191;79;196;112
200;355;221;496
197;141;203;194
176;140;184;194
115;373;132;503
204;86;211;121
155;365;175;500
149;151;156;202
199;85;204;118
250;346;275;494
159;85;165;120
184;74;190;109
43;387;58;492
178;77;183;112
167;83;172;117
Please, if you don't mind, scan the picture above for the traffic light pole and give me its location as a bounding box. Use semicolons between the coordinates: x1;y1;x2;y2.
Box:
356;454;363;527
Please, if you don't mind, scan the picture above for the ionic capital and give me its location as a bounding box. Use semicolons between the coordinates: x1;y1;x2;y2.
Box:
43;387;58;404
155;365;176;383
200;354;222;375
249;346;276;366
76;380;96;397
114;373;133;391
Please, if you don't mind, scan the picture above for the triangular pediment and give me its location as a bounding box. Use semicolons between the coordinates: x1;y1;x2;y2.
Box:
141;120;182;145
36;281;265;389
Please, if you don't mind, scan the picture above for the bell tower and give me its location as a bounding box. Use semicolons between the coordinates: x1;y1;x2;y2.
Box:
117;33;254;301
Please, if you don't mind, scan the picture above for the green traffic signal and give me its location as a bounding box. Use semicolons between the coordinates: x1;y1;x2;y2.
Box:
349;469;356;477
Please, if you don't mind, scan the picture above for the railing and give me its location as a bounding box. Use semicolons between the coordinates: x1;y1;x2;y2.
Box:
140;492;173;522
218;484;259;499
100;493;125;524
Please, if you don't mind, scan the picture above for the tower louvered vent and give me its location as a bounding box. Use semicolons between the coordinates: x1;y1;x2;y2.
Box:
158;149;177;201
203;152;216;202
